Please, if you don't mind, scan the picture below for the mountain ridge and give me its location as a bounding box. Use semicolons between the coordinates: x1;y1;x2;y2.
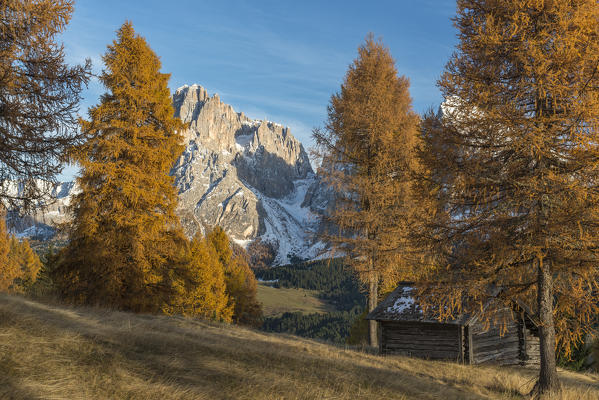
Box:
10;84;332;265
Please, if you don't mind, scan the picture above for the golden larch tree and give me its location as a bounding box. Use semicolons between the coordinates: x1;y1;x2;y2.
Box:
0;216;41;293
313;35;420;347
53;22;190;312
413;0;599;395
208;226;233;266
0;0;89;210
0;216;19;292
224;254;262;327
207;227;263;326
166;233;233;322
8;236;42;291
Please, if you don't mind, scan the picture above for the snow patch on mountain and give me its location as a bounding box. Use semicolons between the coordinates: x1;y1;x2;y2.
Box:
243;176;323;264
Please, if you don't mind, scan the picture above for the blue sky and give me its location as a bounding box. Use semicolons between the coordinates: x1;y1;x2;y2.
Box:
59;0;458;179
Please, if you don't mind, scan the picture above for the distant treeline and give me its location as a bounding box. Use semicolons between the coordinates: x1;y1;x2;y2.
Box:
256;259;366;344
255;258;365;311
262;308;363;344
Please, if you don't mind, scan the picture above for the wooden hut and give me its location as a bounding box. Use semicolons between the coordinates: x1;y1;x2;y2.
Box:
366;283;540;365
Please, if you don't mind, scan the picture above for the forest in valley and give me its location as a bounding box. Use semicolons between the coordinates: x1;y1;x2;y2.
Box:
3;1;599;397
257;259;366;344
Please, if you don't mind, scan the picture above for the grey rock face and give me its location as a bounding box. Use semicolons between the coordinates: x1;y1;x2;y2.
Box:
302;173;334;215
171;84;323;264
301;172;338;237
5;181;79;239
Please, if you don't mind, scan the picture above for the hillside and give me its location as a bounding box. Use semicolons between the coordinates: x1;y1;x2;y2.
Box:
256;282;336;316
256;259;366;344
1;295;598;400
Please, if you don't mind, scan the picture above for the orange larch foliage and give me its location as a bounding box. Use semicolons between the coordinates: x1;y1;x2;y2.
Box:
413;0;599;395
313;35;421;347
0;217;19;292
207;227;263;326
166;233;233;322
0;216;42;293
8;236;42;291
53;22;190;312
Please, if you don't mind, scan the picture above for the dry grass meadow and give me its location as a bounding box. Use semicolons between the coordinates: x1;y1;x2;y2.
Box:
256;282;336;316
1;293;598;400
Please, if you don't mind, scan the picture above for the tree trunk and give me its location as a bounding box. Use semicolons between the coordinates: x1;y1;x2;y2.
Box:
368;274;378;348
533;258;561;396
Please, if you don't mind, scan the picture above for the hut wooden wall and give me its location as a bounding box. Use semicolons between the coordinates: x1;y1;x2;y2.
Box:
470;319;521;365
520;318;540;366
380;321;461;360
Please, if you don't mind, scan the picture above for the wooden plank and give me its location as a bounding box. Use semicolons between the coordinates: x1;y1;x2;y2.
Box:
383;339;459;349
519;316;527;364
383;343;459;352
384;338;459;349
473;334;520;343
472;326;517;337
475;349;521;360
473;335;519;346
383;343;459;351
473;337;520;349
383;327;457;336
384;349;460;360
475;346;521;356
384;322;459;332
474;343;519;355
474;349;521;363
468;326;474;365
383;339;457;347
474;340;520;350
379;323;383;354
382;340;459;348
382;339;459;349
382;333;459;342
458;325;464;363
475;351;521;364
383;329;459;337
383;329;460;337
383;338;459;346
474;341;520;353
471;322;517;335
384;345;459;354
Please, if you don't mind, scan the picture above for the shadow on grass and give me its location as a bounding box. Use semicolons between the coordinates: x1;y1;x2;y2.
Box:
0;358;43;400
4;294;596;400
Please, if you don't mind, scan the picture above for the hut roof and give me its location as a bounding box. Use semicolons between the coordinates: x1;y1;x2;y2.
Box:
366;282;539;327
366;283;472;325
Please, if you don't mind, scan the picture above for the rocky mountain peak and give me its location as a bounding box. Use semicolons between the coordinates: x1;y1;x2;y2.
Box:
170;84;323;264
172;84;313;189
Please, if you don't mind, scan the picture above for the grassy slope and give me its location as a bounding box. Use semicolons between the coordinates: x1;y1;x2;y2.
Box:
1;294;598;400
256;282;336;317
